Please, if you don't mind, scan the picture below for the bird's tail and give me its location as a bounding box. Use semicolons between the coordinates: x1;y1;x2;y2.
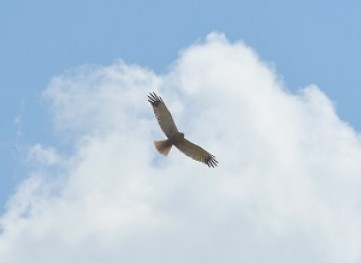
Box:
154;139;172;156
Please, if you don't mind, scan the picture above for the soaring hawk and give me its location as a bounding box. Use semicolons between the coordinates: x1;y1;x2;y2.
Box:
148;92;218;168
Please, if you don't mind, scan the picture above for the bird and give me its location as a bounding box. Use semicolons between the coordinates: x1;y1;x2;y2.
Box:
148;92;218;168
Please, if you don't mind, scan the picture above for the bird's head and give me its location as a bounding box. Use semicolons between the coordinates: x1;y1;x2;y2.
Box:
178;132;185;138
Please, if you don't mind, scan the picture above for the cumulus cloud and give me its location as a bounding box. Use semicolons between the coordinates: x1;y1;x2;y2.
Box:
1;32;361;262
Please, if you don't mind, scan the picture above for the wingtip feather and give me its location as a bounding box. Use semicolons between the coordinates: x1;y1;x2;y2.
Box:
206;155;218;168
148;92;163;105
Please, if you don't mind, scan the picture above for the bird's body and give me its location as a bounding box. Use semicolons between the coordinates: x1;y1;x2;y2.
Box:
148;92;218;168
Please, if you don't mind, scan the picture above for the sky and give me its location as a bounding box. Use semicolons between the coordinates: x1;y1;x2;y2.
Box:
1;1;361;262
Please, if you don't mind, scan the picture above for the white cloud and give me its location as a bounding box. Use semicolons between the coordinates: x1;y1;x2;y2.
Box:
1;32;361;262
26;144;63;167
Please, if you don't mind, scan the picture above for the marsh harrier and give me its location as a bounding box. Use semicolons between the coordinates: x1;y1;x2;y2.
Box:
148;92;218;168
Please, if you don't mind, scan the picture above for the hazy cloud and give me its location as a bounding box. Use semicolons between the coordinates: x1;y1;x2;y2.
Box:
1;32;361;262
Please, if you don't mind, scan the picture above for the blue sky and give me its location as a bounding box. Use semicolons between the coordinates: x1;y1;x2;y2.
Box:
1;1;361;261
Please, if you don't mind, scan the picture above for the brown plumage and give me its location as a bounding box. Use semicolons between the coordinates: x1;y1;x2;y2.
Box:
148;92;218;168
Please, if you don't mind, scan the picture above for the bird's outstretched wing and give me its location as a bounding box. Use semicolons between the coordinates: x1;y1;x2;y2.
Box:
174;138;218;168
148;92;179;138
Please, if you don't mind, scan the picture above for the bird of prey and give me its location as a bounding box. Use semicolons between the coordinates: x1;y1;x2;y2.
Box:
148;92;218;168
